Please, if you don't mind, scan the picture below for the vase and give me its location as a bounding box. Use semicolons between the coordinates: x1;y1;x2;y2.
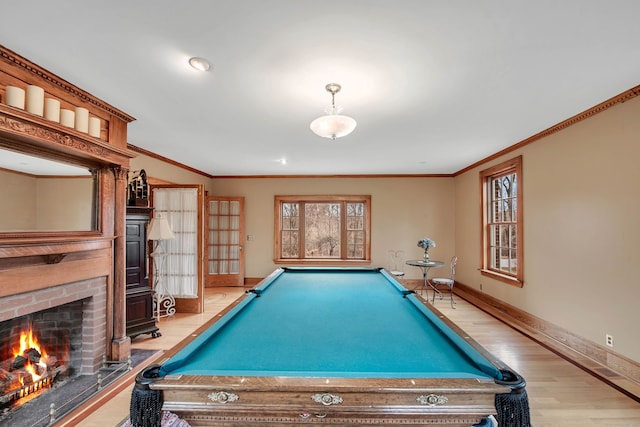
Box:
423;250;429;262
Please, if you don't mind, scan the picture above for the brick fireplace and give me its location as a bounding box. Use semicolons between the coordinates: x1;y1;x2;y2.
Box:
0;277;108;377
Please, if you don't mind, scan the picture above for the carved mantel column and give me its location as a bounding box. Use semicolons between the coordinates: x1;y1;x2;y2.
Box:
111;165;131;361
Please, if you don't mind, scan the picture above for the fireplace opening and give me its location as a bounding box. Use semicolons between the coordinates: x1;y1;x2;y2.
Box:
0;300;81;411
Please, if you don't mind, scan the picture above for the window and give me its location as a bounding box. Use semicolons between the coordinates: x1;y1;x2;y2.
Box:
274;195;371;263
480;156;523;286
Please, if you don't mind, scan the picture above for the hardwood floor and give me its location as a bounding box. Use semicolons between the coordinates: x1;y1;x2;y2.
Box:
425;289;640;426
71;286;640;426
67;288;247;427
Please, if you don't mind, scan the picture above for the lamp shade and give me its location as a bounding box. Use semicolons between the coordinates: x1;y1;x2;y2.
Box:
310;83;357;140
147;215;175;241
310;114;357;140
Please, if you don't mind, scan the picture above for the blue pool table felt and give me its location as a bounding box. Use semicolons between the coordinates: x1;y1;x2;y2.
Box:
160;269;501;379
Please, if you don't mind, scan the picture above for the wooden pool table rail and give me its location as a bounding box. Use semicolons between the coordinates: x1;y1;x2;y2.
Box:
132;268;528;426
149;373;509;426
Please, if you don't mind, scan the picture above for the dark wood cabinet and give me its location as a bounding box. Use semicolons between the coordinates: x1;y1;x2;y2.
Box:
126;207;160;338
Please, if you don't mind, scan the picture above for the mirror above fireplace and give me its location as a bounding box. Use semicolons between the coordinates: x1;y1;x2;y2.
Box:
0;147;98;233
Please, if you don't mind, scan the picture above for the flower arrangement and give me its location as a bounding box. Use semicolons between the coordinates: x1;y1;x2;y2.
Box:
417;237;436;250
417;237;436;261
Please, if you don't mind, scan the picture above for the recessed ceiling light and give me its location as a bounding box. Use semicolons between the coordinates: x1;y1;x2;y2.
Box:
188;57;212;72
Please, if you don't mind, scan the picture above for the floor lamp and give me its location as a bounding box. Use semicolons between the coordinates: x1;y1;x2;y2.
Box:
148;213;176;321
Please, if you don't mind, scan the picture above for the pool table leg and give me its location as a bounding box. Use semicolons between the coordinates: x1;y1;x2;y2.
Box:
130;365;163;427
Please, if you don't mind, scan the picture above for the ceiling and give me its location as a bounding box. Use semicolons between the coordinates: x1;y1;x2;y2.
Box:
2;1;640;176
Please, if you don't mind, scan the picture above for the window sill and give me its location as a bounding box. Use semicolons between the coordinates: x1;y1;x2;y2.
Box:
480;269;524;288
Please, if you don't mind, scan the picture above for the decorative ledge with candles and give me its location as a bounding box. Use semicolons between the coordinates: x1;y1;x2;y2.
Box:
3;84;103;139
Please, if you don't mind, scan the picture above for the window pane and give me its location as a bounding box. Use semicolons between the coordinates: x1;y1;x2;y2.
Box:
305;203;341;258
281;230;299;258
504;199;513;221
230;245;239;258
230;201;240;215
219;216;229;229
491;247;500;269
509;250;518;273
492;177;501;197
509;224;517;250
281;203;299;231
347;230;364;258
219;259;228;274
346;202;365;259
220;201;229;215
489;224;498;246
499;224;509;248
229;260;239;274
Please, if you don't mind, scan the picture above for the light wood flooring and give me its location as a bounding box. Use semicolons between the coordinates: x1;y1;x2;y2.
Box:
68;287;640;426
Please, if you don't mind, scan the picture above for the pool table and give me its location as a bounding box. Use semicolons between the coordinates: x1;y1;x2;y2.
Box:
132;267;529;426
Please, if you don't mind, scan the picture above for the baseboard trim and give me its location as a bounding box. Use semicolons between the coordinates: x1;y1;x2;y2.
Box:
452;281;640;402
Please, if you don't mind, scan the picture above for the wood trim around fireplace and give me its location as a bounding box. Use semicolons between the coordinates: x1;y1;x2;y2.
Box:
0;44;135;363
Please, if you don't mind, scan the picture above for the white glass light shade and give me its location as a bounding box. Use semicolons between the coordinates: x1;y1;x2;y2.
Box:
147;216;175;241
310;114;357;140
188;57;212;72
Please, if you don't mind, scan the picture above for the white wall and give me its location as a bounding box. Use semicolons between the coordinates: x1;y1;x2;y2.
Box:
212;177;455;279
130;153;214;192
454;95;640;363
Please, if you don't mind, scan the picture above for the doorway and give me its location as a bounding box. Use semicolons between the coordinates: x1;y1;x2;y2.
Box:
205;196;245;287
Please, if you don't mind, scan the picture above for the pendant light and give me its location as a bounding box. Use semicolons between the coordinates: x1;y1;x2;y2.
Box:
310;83;357;140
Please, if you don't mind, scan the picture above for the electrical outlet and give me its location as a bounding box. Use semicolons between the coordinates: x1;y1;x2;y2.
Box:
605;334;614;348
479;283;483;291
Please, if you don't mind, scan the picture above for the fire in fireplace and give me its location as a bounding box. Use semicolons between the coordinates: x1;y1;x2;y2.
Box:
0;277;108;425
0;303;78;410
0;324;65;406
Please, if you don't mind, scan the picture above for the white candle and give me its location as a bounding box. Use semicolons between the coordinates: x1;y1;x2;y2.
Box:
5;86;25;109
60;109;75;127
25;85;45;116
44;98;61;122
88;117;101;137
75;107;89;132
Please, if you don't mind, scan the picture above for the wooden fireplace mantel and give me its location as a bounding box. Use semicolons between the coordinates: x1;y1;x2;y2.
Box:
0;43;136;362
0;235;113;258
0;236;114;299
0;103;134;166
